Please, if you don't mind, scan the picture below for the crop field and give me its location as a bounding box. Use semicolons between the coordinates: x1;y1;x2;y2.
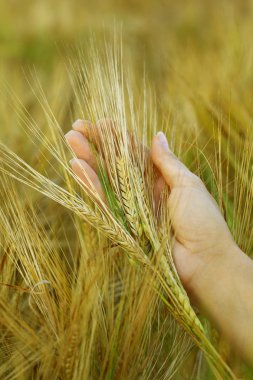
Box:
0;1;253;379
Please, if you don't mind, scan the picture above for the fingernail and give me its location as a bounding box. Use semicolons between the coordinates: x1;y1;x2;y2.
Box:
69;158;74;165
72;119;84;130
65;130;74;140
156;131;169;150
72;119;92;132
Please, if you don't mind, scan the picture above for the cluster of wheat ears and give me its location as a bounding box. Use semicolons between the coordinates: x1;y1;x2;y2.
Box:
0;40;252;380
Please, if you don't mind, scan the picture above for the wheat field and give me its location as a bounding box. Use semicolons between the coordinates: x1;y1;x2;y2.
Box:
0;1;253;379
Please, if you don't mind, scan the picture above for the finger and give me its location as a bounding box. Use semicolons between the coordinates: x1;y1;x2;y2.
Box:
72;119;93;134
72;118;111;148
72;119;94;141
65;130;97;171
151;132;202;189
72;118;150;160
154;175;166;212
70;158;106;202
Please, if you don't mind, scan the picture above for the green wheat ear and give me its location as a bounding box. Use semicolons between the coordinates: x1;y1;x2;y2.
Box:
97;156;127;228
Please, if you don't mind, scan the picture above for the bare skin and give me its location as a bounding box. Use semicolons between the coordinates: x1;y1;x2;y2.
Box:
65;119;253;366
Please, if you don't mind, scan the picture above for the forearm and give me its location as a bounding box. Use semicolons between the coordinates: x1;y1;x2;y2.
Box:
190;244;253;365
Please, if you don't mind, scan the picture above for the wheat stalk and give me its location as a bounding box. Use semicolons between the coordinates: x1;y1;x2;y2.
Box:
116;157;144;239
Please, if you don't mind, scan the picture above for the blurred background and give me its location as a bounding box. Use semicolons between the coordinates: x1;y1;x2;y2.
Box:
1;0;253;94
1;0;253;150
1;2;252;167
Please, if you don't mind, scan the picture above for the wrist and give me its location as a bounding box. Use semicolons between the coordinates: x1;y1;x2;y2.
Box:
188;243;253;365
187;240;242;305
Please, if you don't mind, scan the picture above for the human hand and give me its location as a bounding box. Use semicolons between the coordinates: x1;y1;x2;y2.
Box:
65;121;253;365
151;132;236;293
65;120;235;293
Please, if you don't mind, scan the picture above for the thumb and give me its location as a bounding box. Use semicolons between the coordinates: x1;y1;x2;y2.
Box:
151;132;194;188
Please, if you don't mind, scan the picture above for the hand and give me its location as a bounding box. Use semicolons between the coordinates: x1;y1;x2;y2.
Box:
151;132;236;293
65;121;253;365
65;120;235;293
151;133;253;367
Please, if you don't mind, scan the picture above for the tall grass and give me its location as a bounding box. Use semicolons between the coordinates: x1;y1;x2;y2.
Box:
0;1;253;379
0;39;251;379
